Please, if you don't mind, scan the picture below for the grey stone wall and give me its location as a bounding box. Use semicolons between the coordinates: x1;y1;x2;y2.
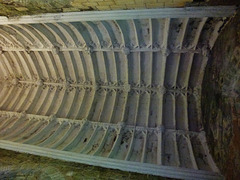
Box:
202;12;240;179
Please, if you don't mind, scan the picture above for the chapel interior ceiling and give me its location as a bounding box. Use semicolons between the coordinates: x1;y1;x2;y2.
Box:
0;5;237;180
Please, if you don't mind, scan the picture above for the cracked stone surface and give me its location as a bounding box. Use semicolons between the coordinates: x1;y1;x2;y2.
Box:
0;7;237;179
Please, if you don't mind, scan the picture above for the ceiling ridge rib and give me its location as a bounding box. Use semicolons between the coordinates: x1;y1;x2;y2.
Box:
0;110;203;136
2;79;201;96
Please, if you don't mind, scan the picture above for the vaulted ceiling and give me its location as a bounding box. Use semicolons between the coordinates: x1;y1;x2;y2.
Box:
0;7;236;179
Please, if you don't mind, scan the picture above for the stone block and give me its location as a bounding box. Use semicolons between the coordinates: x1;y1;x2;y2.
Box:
82;2;98;6
98;1;116;6
143;0;157;3
126;4;146;9
114;0;135;5
146;2;164;8
15;7;28;12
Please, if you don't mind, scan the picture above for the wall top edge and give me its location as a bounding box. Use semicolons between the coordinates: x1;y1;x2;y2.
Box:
0;6;237;25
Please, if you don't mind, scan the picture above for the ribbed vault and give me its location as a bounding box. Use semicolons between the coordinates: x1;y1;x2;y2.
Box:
0;7;236;179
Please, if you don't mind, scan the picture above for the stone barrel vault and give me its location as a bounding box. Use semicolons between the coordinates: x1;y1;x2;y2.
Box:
0;6;236;179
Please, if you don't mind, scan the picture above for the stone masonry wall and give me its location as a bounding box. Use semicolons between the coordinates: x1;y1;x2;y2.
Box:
0;0;192;16
202;12;240;179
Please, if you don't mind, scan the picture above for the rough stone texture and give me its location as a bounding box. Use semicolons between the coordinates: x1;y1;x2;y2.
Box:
202;12;240;180
0;148;166;179
0;0;193;16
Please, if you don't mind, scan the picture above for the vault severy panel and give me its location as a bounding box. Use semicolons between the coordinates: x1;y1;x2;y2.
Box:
0;7;236;179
